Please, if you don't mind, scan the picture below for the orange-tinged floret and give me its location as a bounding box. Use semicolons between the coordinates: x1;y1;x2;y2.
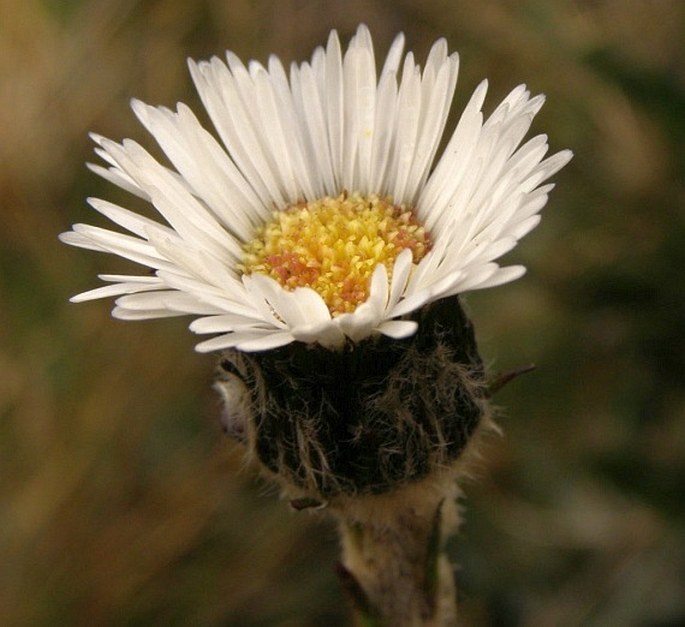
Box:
239;193;431;316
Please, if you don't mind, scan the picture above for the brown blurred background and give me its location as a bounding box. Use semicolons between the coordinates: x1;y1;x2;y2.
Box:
1;0;684;625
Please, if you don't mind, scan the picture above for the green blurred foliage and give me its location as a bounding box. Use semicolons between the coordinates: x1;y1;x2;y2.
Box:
1;0;684;625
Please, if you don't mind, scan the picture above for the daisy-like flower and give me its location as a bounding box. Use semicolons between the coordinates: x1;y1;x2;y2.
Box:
60;25;572;353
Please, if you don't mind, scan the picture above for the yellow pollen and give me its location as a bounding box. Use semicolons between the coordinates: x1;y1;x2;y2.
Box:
239;192;431;316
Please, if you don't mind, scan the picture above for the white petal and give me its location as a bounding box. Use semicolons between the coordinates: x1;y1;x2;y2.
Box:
387;56;421;203
290;287;333;325
290;62;336;196
98;274;163;283
342;25;376;191
404;64;451;200
70;278;164;303
324;30;344;187
189;314;267;334
69;224;171;270
63;27;572;352
188;57;286;207
336;303;380;343
87;197;173;240
508;214;542;240
405;229;451;296
253;66;314;201
367;263;390;313
369;71;398;191
87;163;149;200
115;291;225;315
195;330;295;353
97;138;240;263
241;274;289;329
59;230;108;253
474;264;526;290
237;331;297;352
112;306;186;320
418;80;487;229
377;320;418;339
291;319;346;349
381;32;405;76
387;248;413;310
523;149;574;190
389;269;463;318
449;263;500;293
131;100;268;237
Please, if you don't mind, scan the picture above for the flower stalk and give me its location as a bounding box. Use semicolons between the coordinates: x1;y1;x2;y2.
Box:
335;481;459;627
331;395;497;627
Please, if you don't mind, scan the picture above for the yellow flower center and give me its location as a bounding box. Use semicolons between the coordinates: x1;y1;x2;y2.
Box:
239;192;431;316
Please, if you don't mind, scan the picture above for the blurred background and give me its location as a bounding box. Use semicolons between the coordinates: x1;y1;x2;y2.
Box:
1;0;684;625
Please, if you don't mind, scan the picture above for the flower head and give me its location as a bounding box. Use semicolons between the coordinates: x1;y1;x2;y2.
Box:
60;25;572;353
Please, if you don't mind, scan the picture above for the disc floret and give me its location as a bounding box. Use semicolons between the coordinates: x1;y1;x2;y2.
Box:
239;192;431;316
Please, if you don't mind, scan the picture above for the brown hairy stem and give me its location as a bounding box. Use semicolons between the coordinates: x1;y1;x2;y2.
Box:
328;416;497;627
333;476;460;627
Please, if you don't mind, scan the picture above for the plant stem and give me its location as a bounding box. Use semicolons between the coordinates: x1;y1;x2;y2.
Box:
334;478;460;627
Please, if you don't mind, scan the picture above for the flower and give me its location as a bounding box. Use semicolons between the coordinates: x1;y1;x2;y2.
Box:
60;24;572;353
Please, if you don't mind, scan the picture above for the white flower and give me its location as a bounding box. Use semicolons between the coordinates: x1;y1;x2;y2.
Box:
60;25;572;353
